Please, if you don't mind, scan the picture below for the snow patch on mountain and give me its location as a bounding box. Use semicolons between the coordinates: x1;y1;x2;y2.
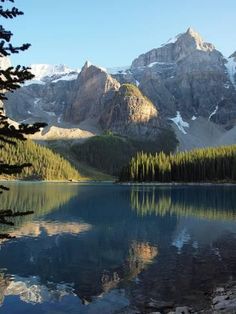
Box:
225;57;236;88
169;111;189;134
209;105;218;121
23;80;46;86
162;33;183;46
52;72;79;83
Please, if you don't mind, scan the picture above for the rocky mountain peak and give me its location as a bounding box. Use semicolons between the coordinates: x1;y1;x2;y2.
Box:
185;27;202;40
131;28;216;68
78;61;119;91
176;27;215;52
79;61;107;79
64;61;120;123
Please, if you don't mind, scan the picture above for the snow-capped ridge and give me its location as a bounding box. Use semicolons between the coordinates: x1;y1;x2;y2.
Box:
30;64;75;81
24;64;81;85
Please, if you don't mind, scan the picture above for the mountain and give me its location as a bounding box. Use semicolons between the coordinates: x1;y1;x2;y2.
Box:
26;64;80;85
117;28;236;129
3;27;236;149
100;84;159;137
64;61;120;124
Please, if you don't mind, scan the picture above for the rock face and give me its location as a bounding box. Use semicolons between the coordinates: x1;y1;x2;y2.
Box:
5;79;76;124
100;84;159;137
64;62;120;123
124;28;236;128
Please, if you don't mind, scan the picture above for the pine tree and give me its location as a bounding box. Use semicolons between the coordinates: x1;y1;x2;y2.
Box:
0;0;46;237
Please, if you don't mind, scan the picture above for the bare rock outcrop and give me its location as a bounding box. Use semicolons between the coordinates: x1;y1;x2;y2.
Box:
100;84;159;138
64;61;120;123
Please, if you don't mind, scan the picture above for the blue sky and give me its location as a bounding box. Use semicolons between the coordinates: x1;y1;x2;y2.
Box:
4;0;236;69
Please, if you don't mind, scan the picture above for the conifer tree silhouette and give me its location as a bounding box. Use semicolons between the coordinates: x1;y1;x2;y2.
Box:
0;0;46;237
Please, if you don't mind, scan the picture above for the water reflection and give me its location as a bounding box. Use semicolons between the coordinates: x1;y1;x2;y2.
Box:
2;274;75;304
0;183;235;313
0;182;78;235
131;185;236;221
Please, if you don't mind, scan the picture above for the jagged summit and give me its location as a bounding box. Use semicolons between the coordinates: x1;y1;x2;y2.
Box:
164;27;201;46
82;60;93;70
178;27;215;52
186;27;200;37
80;60;108;75
64;61;120;123
184;27;204;43
131;27;216;68
164;27;215;52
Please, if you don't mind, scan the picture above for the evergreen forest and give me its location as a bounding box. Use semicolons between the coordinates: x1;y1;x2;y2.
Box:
0;140;81;181
120;145;236;183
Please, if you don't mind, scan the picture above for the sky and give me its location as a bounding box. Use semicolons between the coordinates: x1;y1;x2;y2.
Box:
3;0;236;69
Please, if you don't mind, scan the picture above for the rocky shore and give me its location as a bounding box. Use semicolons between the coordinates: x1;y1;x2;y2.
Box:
117;282;236;313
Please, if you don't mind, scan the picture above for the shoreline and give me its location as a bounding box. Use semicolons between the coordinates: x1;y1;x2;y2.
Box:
1;179;236;186
117;181;236;186
0;179;115;184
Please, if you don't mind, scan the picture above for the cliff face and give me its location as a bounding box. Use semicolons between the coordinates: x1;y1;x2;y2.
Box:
124;28;236;128
64;62;120;123
100;84;159;137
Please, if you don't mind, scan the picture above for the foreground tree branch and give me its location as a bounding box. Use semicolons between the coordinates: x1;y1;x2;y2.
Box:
0;0;47;239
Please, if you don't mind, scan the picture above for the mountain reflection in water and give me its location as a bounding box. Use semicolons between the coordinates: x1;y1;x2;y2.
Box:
0;183;235;313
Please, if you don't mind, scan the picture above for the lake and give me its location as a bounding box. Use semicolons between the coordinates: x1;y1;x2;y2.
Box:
0;182;236;313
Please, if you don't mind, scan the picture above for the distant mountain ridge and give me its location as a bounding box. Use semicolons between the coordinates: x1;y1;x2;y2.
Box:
25;64;80;85
4;28;236;149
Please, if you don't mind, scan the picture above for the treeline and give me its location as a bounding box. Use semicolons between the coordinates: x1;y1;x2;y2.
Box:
0;140;81;181
73;130;178;176
120;145;236;182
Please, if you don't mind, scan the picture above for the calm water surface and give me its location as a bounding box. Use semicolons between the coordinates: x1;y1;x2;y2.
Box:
0;182;236;313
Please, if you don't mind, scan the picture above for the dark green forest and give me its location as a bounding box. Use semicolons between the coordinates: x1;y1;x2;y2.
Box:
73;130;178;175
120;145;236;182
0;140;81;181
